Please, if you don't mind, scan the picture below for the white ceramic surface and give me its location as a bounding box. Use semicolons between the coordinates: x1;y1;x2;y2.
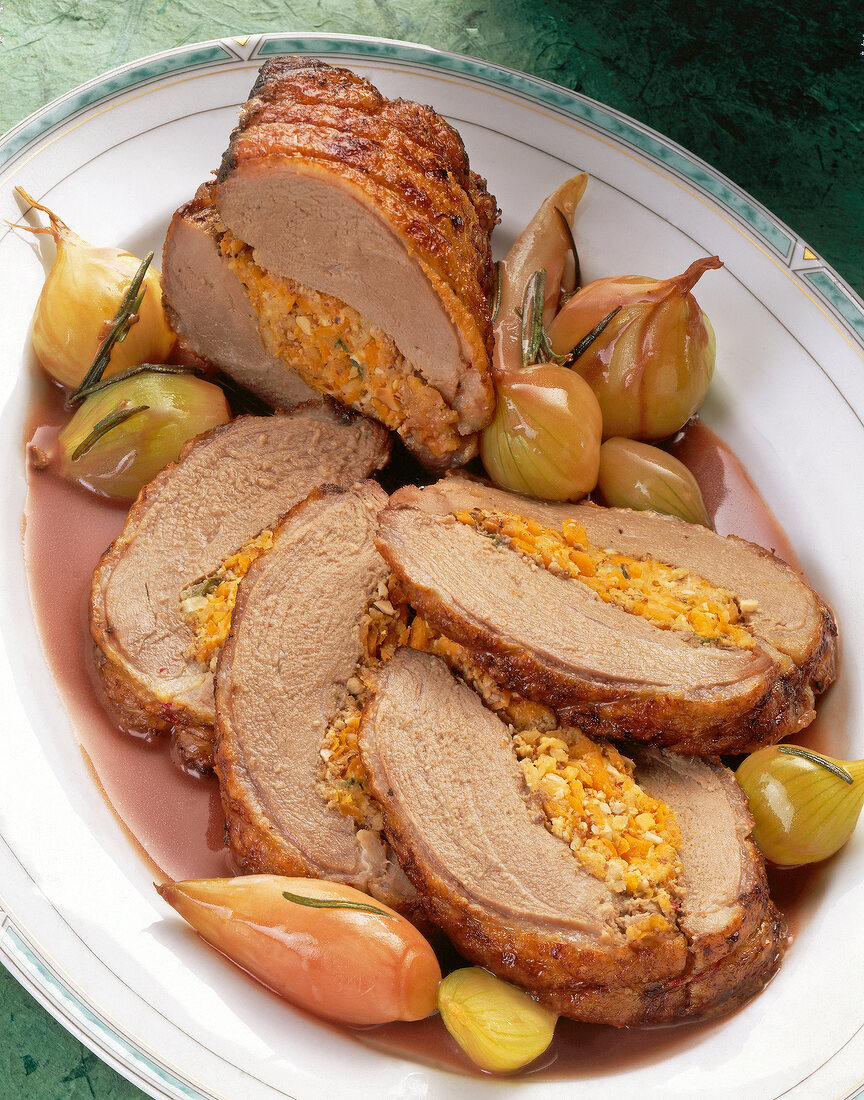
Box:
1;33;863;1100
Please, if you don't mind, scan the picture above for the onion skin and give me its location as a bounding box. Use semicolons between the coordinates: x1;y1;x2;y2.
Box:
156;876;442;1026
438;967;557;1074
548;257;722;440
494;175;587;376
21;193;176;388
596;437;712;527
735;746;864;866
56;372;230;500
480;363;602;501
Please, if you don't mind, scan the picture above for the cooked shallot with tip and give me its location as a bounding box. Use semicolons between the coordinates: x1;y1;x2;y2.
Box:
736;746;864;866
548;257;723;440
156;875;442;1025
14;187;175;388
596;436;712;527
493;174;588;376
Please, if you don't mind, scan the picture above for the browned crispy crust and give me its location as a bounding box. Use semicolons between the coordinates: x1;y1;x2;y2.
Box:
536;906;786;1026
214;56;498;420
359;655;787;1026
680;904;786;1020
380;547;837;756
217;56;498;335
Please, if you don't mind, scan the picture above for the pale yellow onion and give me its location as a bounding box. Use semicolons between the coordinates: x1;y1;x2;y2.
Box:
16;188;175;388
735;745;864;866
597;437;711;527
438;967;557;1074
480;363;602;501
547;257;722;440
157;876;441;1025
493;174;588;375
56;371;230;500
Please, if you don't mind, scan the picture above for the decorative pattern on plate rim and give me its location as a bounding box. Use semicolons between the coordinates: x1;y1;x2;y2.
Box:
1;33;863;1100
0;896;215;1100
1;33;860;351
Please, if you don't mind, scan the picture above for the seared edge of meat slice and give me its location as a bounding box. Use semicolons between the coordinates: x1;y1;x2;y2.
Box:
214;482;417;914
89;408;390;771
358;648;786;1026
374;477;836;754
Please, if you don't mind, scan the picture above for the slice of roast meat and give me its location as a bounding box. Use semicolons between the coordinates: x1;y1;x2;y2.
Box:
194;55;498;467
214;483;416;913
359;648;786;1026
90;408;390;771
538;907;785;1026
161;184;317;410
375;477;837;754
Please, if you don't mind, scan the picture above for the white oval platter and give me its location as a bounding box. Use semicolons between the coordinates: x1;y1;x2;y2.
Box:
0;32;863;1100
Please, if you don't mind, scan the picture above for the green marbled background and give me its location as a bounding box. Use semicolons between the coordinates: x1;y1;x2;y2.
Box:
1;0;862;1096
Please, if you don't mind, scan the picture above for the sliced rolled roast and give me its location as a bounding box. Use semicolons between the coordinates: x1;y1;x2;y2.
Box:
359;647;786;1026
161;184;317;410
375;476;837;754
90;407;390;771
214;482;416;912
163;55;498;468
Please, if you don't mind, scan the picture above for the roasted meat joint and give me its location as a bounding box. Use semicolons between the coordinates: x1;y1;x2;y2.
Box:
18;48;850;1079
162;55;499;468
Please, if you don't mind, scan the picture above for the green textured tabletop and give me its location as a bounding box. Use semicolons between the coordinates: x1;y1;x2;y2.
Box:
1;2;862;1097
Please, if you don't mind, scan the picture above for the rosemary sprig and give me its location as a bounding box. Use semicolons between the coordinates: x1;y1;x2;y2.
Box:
282;890;396;919
67;252;154;407
490;260;503;324
555;205;581;292
73;363;194;403
520;266;619;368
777;745;853;784
71;405;149;461
520;269;547;367
536;323;563;364
564;305;622;366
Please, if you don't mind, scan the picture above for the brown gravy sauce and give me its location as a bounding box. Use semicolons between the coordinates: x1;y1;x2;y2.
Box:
24;380;230;882
670;419;800;568
22;395;838;1077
